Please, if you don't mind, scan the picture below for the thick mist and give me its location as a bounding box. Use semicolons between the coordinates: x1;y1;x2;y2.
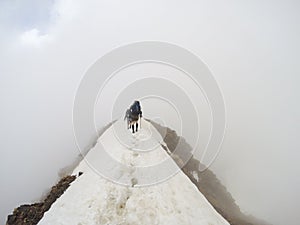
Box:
1;0;300;224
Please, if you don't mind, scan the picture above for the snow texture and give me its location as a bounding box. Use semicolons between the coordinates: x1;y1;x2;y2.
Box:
38;119;229;225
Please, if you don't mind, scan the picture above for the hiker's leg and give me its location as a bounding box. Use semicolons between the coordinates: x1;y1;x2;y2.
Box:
129;120;132;129
132;123;135;133
136;122;138;132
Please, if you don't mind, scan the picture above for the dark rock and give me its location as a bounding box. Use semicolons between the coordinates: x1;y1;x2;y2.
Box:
150;119;271;225
6;175;76;225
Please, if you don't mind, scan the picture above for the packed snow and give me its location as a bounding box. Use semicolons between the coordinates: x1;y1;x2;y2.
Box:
38;119;229;225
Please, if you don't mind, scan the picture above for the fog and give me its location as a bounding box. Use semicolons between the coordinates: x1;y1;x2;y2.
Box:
1;0;300;224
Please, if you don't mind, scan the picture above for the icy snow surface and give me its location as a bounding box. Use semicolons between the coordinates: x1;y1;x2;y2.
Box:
38;119;229;225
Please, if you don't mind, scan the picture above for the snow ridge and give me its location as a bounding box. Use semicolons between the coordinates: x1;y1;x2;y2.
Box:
38;119;229;225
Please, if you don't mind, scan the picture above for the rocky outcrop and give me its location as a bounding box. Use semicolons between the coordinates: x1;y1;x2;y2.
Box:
6;175;76;225
150;119;270;225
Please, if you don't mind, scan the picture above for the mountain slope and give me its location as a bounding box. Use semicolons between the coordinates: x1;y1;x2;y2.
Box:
38;119;229;225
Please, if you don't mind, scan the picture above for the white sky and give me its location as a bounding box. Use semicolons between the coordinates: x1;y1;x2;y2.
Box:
1;1;300;225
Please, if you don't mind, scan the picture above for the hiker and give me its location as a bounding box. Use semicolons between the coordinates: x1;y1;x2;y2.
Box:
124;100;142;133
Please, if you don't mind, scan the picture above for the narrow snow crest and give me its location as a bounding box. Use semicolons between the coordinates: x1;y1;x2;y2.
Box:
38;119;229;225
74;119;180;186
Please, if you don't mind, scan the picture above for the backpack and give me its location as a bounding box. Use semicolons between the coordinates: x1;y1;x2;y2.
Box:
131;101;140;114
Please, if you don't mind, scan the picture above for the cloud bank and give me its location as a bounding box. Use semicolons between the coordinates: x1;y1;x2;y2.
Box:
1;1;300;225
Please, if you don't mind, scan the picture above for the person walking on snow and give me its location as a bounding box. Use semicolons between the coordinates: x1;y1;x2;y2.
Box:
124;100;142;133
